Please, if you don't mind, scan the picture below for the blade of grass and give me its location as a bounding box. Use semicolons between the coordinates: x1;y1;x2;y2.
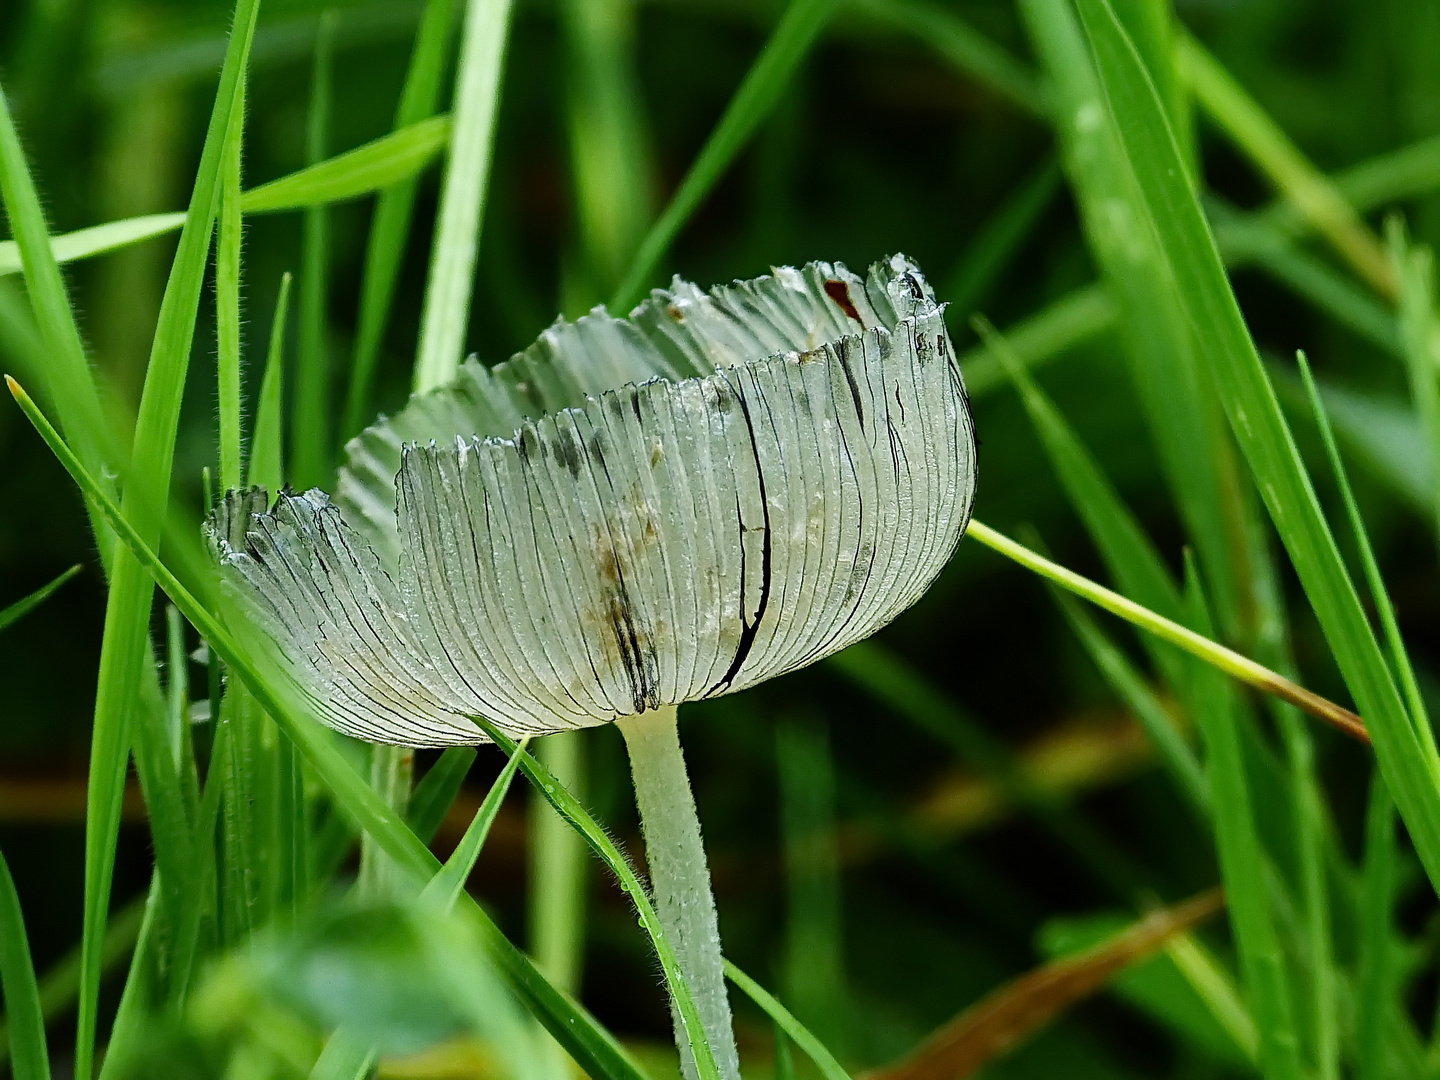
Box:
1177;33;1395;299
966;520;1368;742
530;730;589;997
6;375;655;1080
343;0;462;441
248;272;292;493
1162;934;1259;1063
610;0;839;312
466;714;722;1080
0;564;81;633
217;81;246;492
869;889;1226;1080
958;284;1117;398
413;0;515;391
945;159;1062;319
293;11;336;491
0;119;451;280
846;0;1046;118
67;0;260;1070
1180;556;1303;1080
722;962;852;1080
0;848;49;1080
409;747;479;845
424;740;527;910
307;1031;376;1080
1072;0;1440;893
1389;219;1440;547
1356;776;1397;1080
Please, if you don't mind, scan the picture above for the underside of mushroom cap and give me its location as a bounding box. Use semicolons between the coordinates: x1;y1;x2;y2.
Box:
208;255;977;745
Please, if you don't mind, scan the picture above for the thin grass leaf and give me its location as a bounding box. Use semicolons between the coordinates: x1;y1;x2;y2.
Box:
217;82;247;492
1177;33;1394;299
1296;354;1432;748
610;0;839;311
870;889;1225;1080
294;12;337;491
723;962;852;1080
1389;219;1440;547
0;848;49;1080
423;741;527;910
1072;0;1440;893
966;520;1368;741
66;0;260;1069
408;747;478;845
0;213;185;277
413;0;515;392
242;115;450;215
344;0;462;441
944;159;1061;318
248;271;292;493
307;1031;375;1080
1357;777;1397;1080
849;0;1046;117
958;283;1117;397
6;375;655;1080
562;0;654;295
0;564;80;633
465;714;722;1080
95;877;159;1080
530;730;588;997
1180;557;1303;1080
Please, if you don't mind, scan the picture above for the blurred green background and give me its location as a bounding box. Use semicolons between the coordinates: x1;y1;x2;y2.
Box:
2;0;1438;1077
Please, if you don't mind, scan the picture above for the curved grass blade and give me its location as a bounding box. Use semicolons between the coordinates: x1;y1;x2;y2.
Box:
0;213;185;278
464;714;723;1080
1072;0;1440;895
0;564;80;634
409;747;478;845
868;889;1224;1080
722;961;851;1080
0;848;49;1080
610;0;839;311
967;520;1368;742
6;376;654;1080
307;1031;375;1080
344;0;462;441
248;272;292;493
422;740;527;910
413;0;515;392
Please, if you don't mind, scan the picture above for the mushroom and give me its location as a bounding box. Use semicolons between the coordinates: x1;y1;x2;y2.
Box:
208;254;977;1080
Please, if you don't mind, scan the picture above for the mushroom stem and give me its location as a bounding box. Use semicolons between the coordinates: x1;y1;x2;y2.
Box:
618;705;740;1080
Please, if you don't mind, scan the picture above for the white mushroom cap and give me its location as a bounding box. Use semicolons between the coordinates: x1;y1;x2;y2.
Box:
208;255;977;745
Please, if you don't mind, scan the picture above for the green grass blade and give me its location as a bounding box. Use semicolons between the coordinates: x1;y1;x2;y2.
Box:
847;0;1045;117
966;520;1369;741
343;0;462;441
1296;354;1432;748
409;747;478;845
1020;0;1250;644
0;848;49;1080
562;0;654;296
958;283;1117;398
294;12;337;492
242;115;450;215
1389;220;1440;548
1071;0;1440;893
0;564;80;633
1356;776;1397;1080
0;213;186;278
424;741;527;910
1049;588;1209;817
307;1031;375;1080
1178;33;1394;299
8;376;653;1080
465;714;722;1080
944;159;1061;318
67;0;260;1070
723;961;852;1080
413;0;516;392
1180;557;1303;1080
217;83;247;492
248;272;292;493
530;730;589;996
609;0;839;312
